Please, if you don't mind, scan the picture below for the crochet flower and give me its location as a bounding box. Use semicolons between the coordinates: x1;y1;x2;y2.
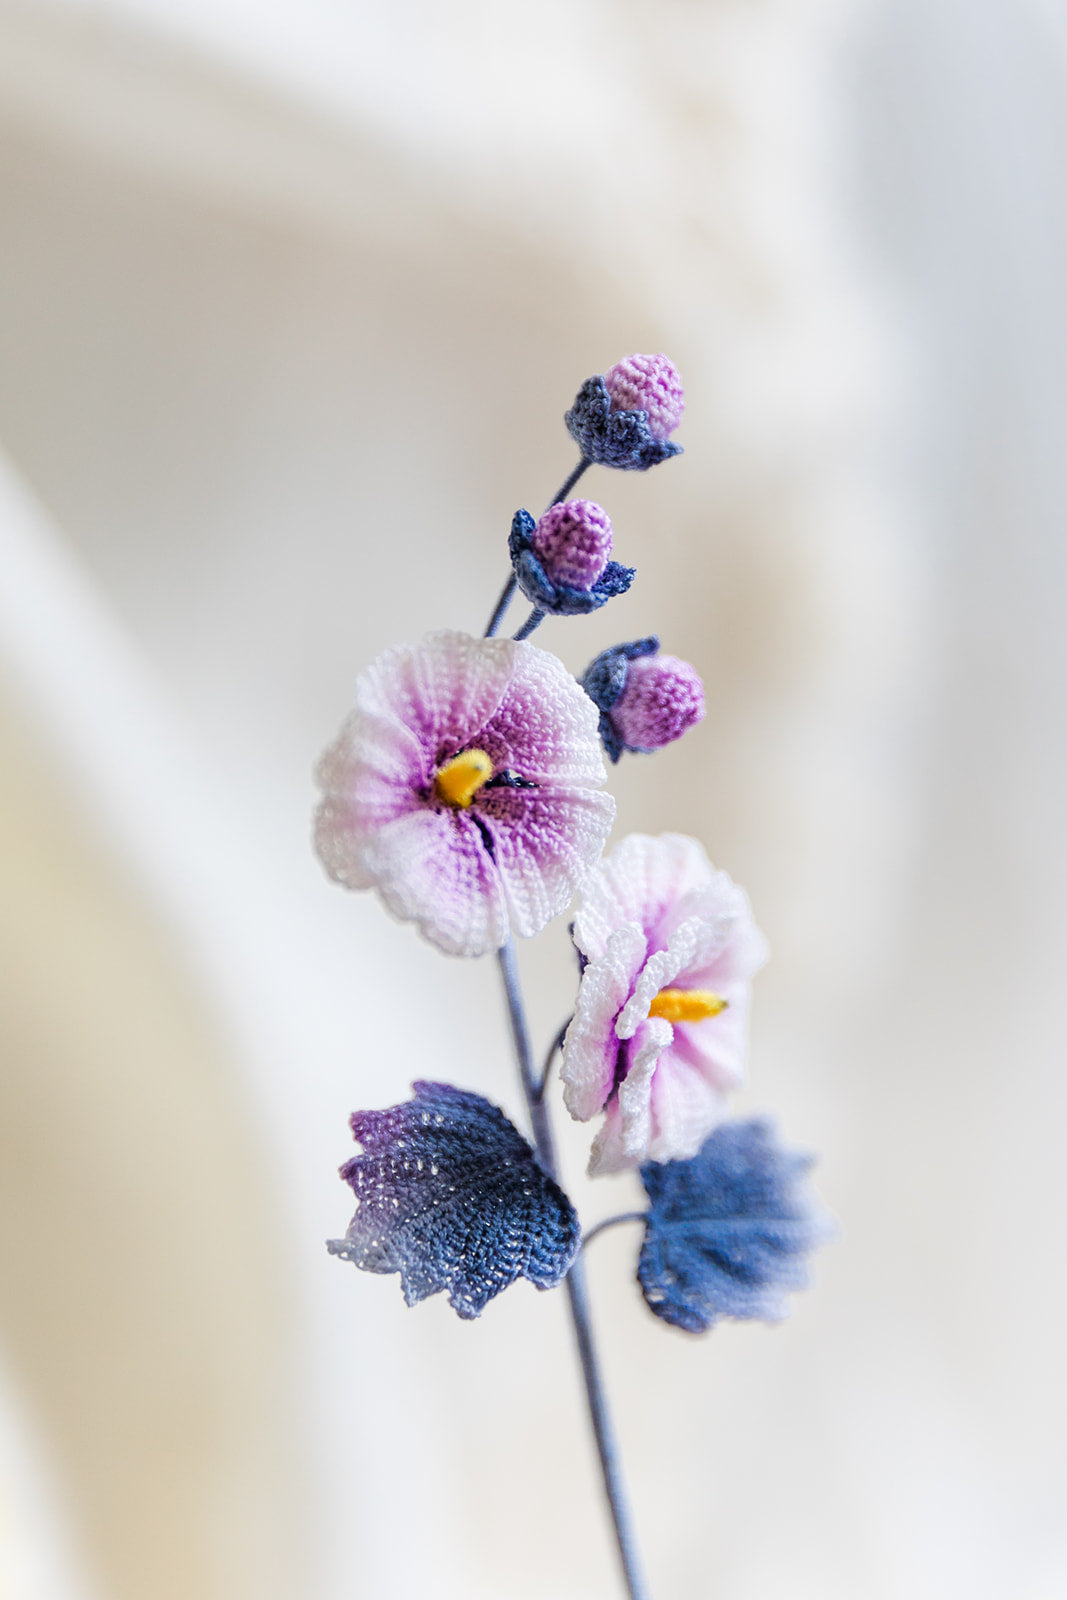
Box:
580;637;705;762
565;354;684;470
314;631;615;958
561;834;768;1175
508;499;635;617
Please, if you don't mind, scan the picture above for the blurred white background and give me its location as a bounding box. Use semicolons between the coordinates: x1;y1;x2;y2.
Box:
0;1;1065;1596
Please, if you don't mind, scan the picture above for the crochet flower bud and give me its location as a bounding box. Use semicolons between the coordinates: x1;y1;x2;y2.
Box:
603;354;685;441
580;637;705;762
508;502;634;618
611;653;704;751
531;499;614;590
565;354;685;471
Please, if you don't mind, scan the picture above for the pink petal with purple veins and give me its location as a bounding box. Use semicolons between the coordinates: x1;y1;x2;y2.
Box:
360;807;508;958
481;641;608;786
359;631;515;760
478;784;615;940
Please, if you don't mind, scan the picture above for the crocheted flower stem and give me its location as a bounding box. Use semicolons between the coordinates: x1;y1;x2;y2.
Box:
536;1017;573;1103
483;574;519;640
512;606;546;641
483;458;591;638
581;1214;648;1252
496;938;651;1600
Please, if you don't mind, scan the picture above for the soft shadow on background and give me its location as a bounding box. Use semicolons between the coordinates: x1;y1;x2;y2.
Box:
0;2;1065;1597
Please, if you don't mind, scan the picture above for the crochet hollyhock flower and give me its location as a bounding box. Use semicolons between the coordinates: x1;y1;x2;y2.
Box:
508;499;635;617
561;834;768;1175
565;353;684;470
314;631;615;958
581;637;705;762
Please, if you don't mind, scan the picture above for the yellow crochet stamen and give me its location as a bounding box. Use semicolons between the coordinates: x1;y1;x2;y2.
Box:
648;988;728;1024
434;749;494;809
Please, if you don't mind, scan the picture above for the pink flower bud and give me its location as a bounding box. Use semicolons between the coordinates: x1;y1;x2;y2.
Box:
531;499;614;591
603;354;685;441
609;653;704;752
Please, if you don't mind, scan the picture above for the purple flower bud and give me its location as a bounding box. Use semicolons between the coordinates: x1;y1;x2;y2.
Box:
580;638;704;761
531;499;614;591
565;355;684;472
611;653;704;752
603;354;685;441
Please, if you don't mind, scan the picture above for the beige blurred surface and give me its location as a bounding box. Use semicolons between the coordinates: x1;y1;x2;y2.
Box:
0;686;300;1600
0;0;1064;1596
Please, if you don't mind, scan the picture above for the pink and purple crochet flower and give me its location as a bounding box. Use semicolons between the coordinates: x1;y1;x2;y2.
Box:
561;833;768;1175
314;630;615;958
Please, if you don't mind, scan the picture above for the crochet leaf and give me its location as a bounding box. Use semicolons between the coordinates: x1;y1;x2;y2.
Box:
328;1081;579;1320
638;1119;835;1334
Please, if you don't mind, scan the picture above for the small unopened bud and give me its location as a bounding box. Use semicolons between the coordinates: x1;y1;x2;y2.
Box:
531;499;613;591
580;637;704;761
610;653;704;752
603;354;685;441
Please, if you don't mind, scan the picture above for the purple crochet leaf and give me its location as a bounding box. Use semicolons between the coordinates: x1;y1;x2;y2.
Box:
638;1119;836;1334
328;1081;580;1320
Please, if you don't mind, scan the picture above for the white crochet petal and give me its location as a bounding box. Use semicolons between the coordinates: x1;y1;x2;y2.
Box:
663;875;770;983
667;1008;749;1093
615;914;722;1038
645;1047;731;1164
560;922;647;1122
587;1017;673;1177
572;832;714;961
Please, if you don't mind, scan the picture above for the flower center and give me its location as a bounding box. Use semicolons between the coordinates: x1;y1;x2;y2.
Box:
648;988;727;1023
435;749;493;809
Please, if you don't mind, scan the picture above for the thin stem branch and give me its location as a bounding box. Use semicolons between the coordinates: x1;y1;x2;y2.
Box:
496;939;650;1600
582;1213;647;1252
535;1017;572;1104
482;457;590;639
512;607;545;641
551;456;592;504
484;574;517;639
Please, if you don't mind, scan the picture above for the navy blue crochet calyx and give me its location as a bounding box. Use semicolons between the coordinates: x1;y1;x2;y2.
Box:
565;376;684;471
637;1119;834;1334
328;1080;580;1320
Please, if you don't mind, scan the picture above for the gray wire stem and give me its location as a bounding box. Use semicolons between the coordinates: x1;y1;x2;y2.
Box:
482;456;591;638
496;938;651;1600
535;1017;572;1103
582;1213;648;1252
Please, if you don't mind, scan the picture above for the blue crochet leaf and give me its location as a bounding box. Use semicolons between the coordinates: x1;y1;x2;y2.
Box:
638;1119;836;1334
328;1081;580;1320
